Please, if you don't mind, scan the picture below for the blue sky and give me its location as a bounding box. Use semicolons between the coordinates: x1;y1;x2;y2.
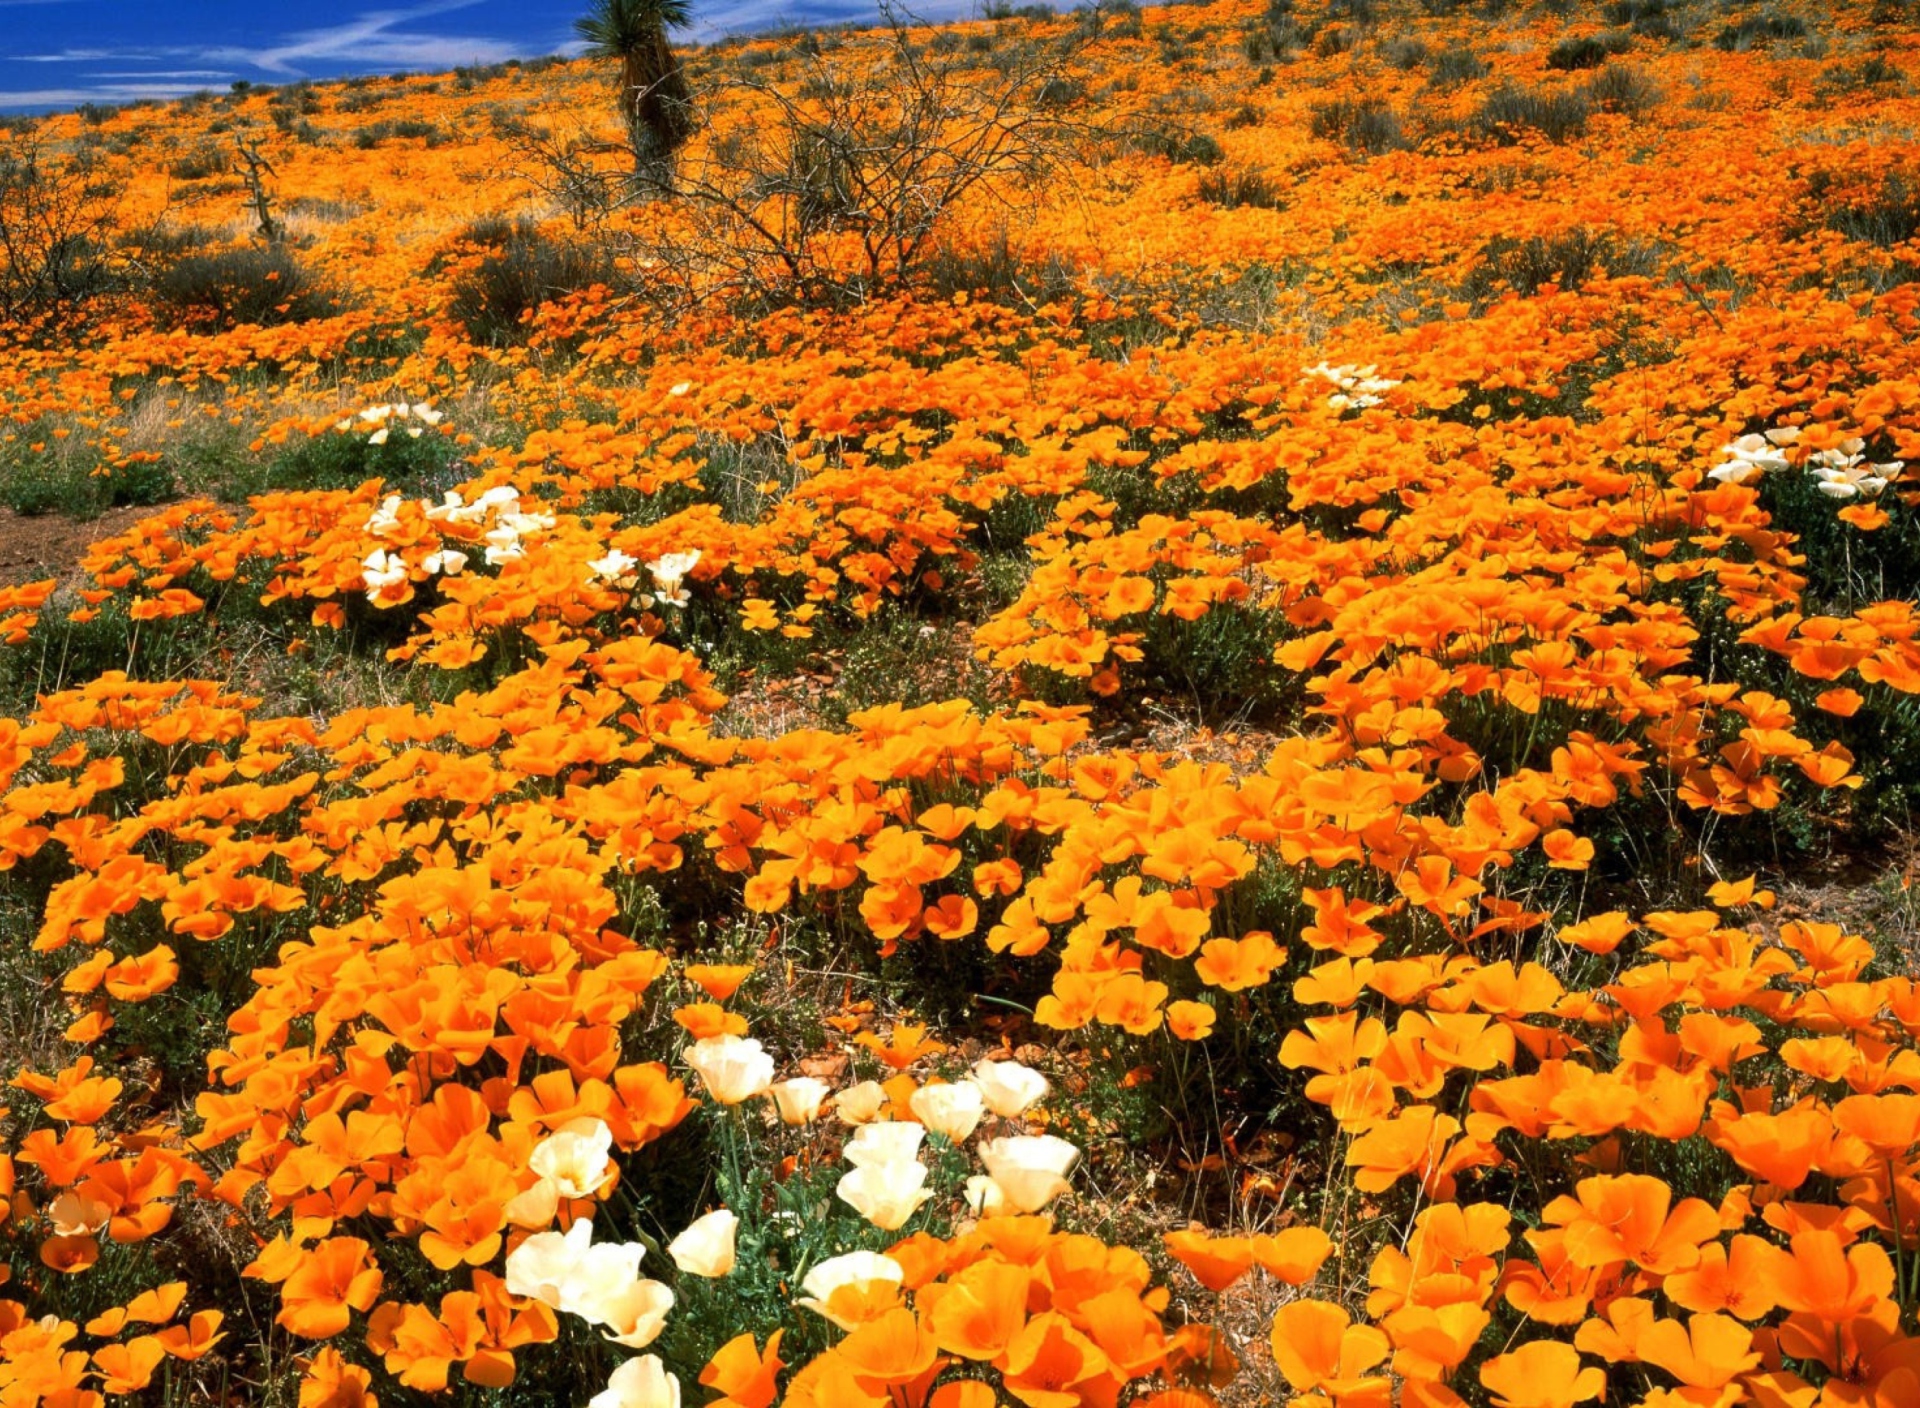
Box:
0;0;992;111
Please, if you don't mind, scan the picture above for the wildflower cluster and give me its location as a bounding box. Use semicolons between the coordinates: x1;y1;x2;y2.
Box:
5;1;1920;1405
334;402;447;445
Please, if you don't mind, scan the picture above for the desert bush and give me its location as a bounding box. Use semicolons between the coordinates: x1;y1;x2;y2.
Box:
1310;96;1407;153
649;7;1106;307
1428;44;1491;85
351;118;446;148
267;416;464;496
445;220;619;345
1714;11;1809;50
1584;61;1661;115
165;143;228;181
1313;24;1356;55
1805;168;1920;248
1546;32;1633;70
1196;164;1285;208
1241;0;1312;62
150;245;344;329
1460;227;1653;299
921;229;1078;303
1607;0;1682;37
1130;124;1226;165
1819;51;1906;95
0;423;171;520
1472;82;1591;142
1382;36;1429;69
0;140;121;331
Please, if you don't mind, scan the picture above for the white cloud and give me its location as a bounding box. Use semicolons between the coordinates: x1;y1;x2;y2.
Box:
689;0;984;40
201;1;521;75
0;82;226;106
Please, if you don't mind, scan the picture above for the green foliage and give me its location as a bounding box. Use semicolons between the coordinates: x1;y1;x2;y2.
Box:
1309;97;1406;154
1472;82;1592;144
151;245;345;330
1129;124;1227;166
165;143;229;181
1461;227;1658;300
1196;165;1284;209
821;611;999;727
266;423;465;496
1545;32;1632;71
1427;44;1490;86
445;221;620;346
1714;11;1809;51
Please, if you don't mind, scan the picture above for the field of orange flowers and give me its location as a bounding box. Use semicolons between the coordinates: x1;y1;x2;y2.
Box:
4;0;1920;1404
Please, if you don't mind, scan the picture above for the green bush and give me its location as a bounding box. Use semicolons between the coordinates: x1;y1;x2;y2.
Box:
1460;228;1649;300
1428;45;1490;86
165;143;227;181
1309;97;1406;153
921;232;1079;303
445;220;619;346
1585;63;1661;117
151;245;345;329
1382;37;1429;69
1546;33;1632;71
267;422;465;496
0;455;99;518
1714;12;1808;50
1130;125;1226;165
1472;83;1591;143
1807;169;1920;248
1196;165;1284;208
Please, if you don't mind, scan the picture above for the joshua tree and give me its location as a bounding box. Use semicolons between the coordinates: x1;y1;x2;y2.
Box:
575;0;696;188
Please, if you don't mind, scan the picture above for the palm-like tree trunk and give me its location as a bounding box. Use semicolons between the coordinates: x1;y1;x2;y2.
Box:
578;0;695;192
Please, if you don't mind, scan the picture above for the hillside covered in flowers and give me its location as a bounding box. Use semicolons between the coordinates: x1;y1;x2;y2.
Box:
4;0;1920;1404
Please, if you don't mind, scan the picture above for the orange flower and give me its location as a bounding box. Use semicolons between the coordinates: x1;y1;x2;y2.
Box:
684;963;754;1001
856;1022;948;1071
998;1311;1111;1408
1252;1226;1333;1285
1165;1001;1216;1041
1478;1341;1604;1408
1268;1299;1389;1398
1543;1174;1718;1275
277;1237;384;1339
700;1329;785;1408
924;1258;1030;1359
1164;1230;1254;1293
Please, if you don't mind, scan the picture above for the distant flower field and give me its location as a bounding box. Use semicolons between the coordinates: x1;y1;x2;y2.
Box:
4;1;1920;1404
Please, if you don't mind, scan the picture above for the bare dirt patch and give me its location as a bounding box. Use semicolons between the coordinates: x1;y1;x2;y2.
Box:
0;503;165;587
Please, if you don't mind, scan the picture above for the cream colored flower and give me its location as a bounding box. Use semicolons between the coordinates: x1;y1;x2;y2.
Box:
584;1274;675;1349
589;1355;678;1408
588;548;640;584
837;1159;932;1231
667;1209;737;1278
795;1251;904;1330
503;1216;596;1310
978;1135;1079;1213
647;551;701;608
836;1080;890;1125
47;1191;111;1238
971;1058;1050;1118
361;548;408;599
529;1117;616;1201
910;1081;986;1143
844;1120;926;1168
963;1174;1007;1217
590;1356;680;1408
685;1035;775;1105
768;1076;831;1125
503;1178;560;1229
